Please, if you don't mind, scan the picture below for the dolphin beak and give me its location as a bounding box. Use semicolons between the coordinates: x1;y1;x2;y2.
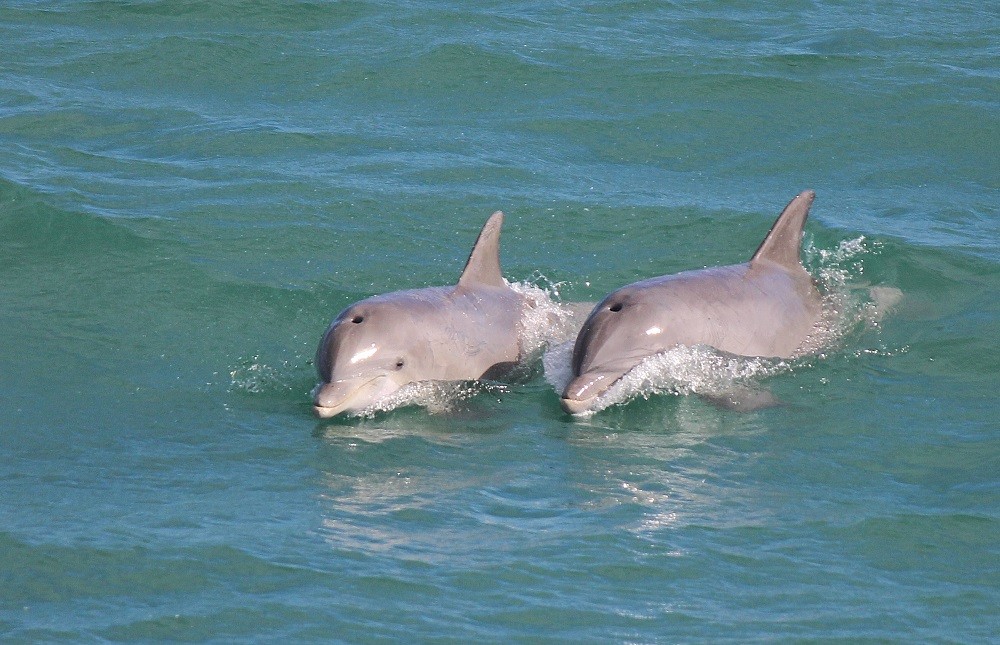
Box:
312;377;389;418
560;369;623;415
559;393;597;416
313;402;350;419
559;361;635;416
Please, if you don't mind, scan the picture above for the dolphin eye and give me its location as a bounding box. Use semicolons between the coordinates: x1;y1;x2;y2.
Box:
395;359;405;370
351;315;364;324
608;303;623;312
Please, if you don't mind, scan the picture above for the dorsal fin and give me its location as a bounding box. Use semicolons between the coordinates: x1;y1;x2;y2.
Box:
457;211;506;288
750;190;815;269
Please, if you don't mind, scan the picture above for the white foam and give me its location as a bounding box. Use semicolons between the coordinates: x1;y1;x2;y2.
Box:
542;340;576;394
508;274;589;357
799;236;902;355
229;355;294;393
570;345;790;415
355;380;504;418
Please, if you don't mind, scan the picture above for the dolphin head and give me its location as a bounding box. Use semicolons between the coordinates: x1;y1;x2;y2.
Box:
560;287;674;414
313;299;427;418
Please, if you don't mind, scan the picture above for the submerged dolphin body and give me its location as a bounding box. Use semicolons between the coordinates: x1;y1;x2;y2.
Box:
313;212;531;418
561;190;824;415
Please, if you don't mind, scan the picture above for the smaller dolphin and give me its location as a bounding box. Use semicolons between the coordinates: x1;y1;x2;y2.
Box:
314;212;529;418
561;190;824;415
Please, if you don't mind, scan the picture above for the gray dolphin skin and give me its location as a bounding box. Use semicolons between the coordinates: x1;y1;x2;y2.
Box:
313;211;527;418
561;190;823;415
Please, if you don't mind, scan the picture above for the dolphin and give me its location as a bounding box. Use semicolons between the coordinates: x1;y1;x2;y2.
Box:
313;211;530;418
560;190;824;415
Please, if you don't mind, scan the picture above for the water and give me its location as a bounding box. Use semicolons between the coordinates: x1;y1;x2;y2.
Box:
1;1;997;641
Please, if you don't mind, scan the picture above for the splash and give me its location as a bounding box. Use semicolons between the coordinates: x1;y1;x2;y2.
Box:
799;236;902;355
509;273;591;357
545;341;790;415
596;346;790;414
229;355;295;394
544;237;901;414
354;380;506;418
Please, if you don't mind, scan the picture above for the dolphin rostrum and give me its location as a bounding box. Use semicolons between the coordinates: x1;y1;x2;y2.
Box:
561;190;824;415
314;211;530;418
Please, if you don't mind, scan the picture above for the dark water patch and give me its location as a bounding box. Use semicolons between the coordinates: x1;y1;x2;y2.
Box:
2;534;340;607
832;513;998;584
0;179;157;261
865;240;1000;377
0;532;337;640
0;534;211;604
99;604;320;642
0;0;378;43
77;0;376;30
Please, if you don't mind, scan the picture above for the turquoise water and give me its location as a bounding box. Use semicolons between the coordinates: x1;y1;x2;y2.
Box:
2;1;997;641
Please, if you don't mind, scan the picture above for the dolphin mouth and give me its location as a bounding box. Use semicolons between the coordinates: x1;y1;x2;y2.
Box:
312;376;390;419
559;394;599;416
560;367;630;416
560;354;650;415
313;402;351;419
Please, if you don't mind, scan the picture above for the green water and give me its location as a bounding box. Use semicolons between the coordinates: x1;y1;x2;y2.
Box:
1;1;997;641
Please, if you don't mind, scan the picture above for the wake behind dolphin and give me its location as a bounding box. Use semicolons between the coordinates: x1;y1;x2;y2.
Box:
560;190;827;415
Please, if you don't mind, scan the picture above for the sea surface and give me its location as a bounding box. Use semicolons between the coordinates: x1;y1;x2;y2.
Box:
1;1;997;642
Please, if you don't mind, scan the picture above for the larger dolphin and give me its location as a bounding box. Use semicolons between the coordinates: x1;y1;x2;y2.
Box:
561;190;824;415
314;212;530;418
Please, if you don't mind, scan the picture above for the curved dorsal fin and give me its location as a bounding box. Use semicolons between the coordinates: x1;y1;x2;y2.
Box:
750;190;815;269
458;211;506;288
